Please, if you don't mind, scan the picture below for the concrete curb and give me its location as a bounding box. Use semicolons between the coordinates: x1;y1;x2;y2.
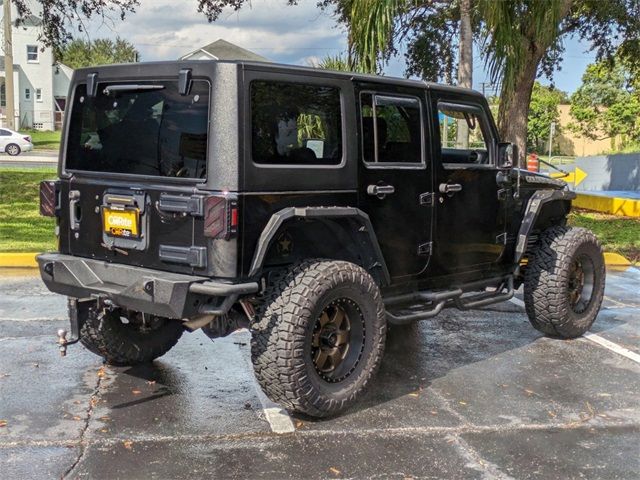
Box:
1;251;636;269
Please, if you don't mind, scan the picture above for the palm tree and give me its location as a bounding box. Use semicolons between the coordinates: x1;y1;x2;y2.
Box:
348;0;474;149
480;0;573;165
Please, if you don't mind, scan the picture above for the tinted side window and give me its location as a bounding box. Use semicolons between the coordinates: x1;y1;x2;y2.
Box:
251;81;342;165
438;102;491;165
361;93;423;164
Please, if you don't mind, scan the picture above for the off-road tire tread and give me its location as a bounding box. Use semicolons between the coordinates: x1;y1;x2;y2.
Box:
80;309;184;366
524;226;605;338
251;259;386;417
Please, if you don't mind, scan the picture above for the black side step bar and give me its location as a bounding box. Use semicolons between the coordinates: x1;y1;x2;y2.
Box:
384;275;514;325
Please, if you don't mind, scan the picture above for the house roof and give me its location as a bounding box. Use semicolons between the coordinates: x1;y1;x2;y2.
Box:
180;39;268;62
15;14;43;27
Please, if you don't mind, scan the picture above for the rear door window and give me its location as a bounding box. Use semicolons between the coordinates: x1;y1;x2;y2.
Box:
66;80;210;179
360;93;424;166
251;81;342;165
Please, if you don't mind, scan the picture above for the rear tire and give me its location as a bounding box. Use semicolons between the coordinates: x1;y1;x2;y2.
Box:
251;259;386;417
524;226;605;338
6;144;21;156
80;308;184;366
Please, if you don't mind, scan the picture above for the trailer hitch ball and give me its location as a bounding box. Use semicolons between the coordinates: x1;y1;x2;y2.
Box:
57;328;69;357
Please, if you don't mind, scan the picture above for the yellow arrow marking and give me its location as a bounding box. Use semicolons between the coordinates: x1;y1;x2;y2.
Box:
549;166;587;186
574;167;587;186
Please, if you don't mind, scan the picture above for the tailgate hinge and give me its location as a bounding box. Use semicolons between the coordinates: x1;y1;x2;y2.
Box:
158;193;204;216
418;242;433;256
497;188;509;201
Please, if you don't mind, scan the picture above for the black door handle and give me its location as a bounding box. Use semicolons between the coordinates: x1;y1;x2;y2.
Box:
439;183;463;195
367;183;395;199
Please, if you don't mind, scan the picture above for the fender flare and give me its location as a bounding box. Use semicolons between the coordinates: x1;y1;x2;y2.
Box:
248;206;391;286
514;188;576;263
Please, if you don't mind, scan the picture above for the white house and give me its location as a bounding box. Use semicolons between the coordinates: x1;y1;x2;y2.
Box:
0;9;72;130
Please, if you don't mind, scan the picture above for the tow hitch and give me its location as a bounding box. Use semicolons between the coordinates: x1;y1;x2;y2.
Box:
56;297;95;356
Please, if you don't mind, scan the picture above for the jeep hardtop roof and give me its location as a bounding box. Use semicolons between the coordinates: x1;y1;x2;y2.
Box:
70;59;485;99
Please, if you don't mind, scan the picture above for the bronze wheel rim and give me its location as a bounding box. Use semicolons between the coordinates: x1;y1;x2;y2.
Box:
311;298;365;383
568;254;595;314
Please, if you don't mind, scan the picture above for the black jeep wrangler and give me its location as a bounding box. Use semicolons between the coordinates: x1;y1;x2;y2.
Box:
38;61;605;417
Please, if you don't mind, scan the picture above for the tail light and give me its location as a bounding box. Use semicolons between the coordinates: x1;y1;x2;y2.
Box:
24;136;31;143
204;194;238;240
39;180;59;217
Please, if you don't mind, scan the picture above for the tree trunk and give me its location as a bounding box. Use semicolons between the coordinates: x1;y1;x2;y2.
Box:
456;0;473;149
497;51;540;167
497;0;574;167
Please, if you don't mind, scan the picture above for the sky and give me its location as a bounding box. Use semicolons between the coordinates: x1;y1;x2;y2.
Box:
71;0;597;94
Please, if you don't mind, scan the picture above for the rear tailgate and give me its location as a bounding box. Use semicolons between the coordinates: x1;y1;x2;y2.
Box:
61;71;211;275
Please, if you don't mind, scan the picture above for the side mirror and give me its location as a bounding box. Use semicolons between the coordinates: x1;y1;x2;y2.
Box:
497;142;516;169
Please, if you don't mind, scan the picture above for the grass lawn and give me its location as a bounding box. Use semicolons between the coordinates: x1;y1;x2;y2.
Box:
0;167;57;252
25;130;61;151
569;209;640;263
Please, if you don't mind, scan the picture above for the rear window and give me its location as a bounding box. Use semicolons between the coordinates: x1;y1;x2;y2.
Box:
251;81;342;165
66;80;210;179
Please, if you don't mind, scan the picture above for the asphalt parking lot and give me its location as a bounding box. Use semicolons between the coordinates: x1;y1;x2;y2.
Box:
1;267;638;479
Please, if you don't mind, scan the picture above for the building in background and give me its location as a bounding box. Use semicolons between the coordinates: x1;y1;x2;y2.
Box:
0;9;71;130
180;39;268;62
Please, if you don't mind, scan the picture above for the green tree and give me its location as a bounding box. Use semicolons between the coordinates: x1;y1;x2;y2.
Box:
527;82;567;151
57;37;139;69
569;56;640;147
333;0;640;164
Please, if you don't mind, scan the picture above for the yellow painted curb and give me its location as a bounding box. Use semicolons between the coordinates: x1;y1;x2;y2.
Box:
0;252;38;268
574;193;640;217
603;252;633;267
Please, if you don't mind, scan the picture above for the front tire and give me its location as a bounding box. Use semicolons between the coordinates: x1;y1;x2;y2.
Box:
6;144;21;156
80;307;184;366
251;260;387;417
524;226;605;338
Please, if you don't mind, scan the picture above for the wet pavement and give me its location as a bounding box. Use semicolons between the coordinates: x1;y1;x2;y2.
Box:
1;267;639;479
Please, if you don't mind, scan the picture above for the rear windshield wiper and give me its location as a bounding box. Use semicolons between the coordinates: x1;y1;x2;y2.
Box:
103;84;165;95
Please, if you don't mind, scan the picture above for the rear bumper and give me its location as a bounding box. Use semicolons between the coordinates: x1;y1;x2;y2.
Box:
37;253;259;319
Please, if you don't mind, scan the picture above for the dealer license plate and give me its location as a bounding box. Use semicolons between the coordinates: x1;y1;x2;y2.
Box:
103;208;140;238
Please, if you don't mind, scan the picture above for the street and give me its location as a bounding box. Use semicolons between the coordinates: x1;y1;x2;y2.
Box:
1;267;638;479
0;151;57;169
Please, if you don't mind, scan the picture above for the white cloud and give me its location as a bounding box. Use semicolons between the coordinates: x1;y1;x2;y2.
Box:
83;0;348;65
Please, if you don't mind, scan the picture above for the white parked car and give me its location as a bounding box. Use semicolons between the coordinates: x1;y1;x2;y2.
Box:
0;128;34;156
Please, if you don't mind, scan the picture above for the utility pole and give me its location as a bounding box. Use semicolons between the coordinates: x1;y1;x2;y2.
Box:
3;0;15;130
548;121;556;160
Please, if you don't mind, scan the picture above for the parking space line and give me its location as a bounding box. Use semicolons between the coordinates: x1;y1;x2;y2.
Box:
582;333;640;364
235;331;295;434
251;380;296;434
508;297;525;309
508;298;640;364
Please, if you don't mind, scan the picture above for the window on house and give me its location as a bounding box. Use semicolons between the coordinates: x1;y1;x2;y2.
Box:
25;88;31;100
36;88;42;102
27;45;39;62
251;81;342;165
0;84;5;107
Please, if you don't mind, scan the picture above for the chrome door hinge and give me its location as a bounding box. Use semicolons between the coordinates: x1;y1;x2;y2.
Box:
419;192;435;206
495;233;508;245
418;242;433;256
